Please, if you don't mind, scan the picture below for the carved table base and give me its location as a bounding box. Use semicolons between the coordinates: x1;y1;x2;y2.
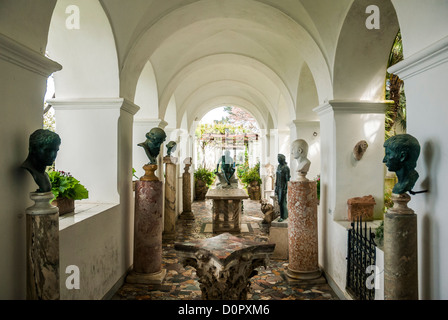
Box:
205;188;249;234
175;233;275;300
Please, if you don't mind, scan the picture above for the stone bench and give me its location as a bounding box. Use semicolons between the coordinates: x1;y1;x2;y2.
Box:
174;233;275;300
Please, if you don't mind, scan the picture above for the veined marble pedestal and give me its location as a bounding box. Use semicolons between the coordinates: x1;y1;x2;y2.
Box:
384;193;418;300
163;156;177;240
26;192;60;300
286;180;324;282
179;158;194;220
175;233;275;300
205;188;249;234
127;178;166;284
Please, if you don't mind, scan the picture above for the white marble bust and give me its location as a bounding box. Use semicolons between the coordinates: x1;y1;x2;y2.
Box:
291;139;311;181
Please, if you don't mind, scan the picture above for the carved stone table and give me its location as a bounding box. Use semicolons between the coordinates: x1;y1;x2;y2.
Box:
175;233;275;300
205;188;249;234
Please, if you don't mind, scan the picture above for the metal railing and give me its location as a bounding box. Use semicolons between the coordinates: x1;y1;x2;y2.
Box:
346;217;377;300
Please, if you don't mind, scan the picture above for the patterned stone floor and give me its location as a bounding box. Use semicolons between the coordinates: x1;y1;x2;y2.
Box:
111;199;339;301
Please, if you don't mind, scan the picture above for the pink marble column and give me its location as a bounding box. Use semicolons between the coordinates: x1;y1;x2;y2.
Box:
127;178;166;284
287;180;322;280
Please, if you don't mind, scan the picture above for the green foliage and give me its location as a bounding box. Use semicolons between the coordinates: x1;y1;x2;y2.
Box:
239;162;262;187
194;166;216;187
385;30;406;139
132;167;139;180
375;221;384;245
315;175;320;200
47;169;89;201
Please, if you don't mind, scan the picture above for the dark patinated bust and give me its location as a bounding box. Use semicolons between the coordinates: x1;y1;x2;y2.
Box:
383;133;420;194
138;127;167;164
21;129;61;193
166;141;177;157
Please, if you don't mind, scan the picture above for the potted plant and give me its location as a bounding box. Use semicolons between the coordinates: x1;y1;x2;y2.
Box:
240;162;262;200
132;168;139;191
194;166;215;200
47;169;89;215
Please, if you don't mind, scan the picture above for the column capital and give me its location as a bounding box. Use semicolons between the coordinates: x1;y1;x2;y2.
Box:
0;33;62;77
48;97;140;115
388;35;448;80
134;118;168;129
313;100;391;116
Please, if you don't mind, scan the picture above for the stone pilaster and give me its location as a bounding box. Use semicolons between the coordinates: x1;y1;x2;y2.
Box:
384;193;418;300
179;157;194;220
286;180;323;282
127;178;166;284
26;192;60;300
163;156;177;239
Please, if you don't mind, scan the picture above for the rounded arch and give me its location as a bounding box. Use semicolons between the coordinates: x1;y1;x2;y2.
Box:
134;60;158;119
187;97;268;134
46;0;119;98
177;79;274;129
163;54;284;124
333;0;400;101
296;62;319;121
121;0;332;106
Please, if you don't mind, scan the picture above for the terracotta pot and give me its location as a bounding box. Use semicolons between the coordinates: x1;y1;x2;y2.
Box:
52;197;75;216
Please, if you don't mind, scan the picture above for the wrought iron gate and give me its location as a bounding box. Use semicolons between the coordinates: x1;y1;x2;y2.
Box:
346;217;377;300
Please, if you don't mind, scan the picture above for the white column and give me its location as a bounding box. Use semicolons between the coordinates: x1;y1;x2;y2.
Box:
50;98;140;204
313;100;388;221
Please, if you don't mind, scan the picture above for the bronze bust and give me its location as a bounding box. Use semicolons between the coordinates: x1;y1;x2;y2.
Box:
138;127;167;164
21;129;61;193
383;134;420;195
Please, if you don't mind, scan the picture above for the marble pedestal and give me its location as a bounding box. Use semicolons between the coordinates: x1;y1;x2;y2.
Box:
269;218;288;260
127;178;166;284
26;192;60;300
163;156;177;240
384;193;418;300
205;188;249;234
286;180;323;282
175;233;275;300
179;159;194;220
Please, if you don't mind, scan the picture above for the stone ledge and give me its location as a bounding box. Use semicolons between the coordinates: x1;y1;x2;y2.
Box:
59;202;119;231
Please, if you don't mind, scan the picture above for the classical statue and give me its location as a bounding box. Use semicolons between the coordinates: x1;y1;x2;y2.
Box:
215;150;235;185
383;133;421;195
291;139;311;181
21;129;61;193
275;154;290;222
166;141;177;157
138;127;167;164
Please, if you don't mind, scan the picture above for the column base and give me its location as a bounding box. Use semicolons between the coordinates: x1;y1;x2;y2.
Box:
126;269;167;285
286;267;324;283
179;211;195;220
162;231;176;240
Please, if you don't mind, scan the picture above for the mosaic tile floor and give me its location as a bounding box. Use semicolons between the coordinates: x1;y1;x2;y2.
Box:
111;199;339;301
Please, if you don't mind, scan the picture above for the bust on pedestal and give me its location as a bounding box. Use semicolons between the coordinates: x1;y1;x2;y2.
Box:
286;139;323;282
21;129;61;300
127;127;167;284
383;133;420;300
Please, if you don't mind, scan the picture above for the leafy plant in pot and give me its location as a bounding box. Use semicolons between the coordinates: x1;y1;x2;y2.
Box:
194;166;215;200
47;170;89;215
240;163;262;200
